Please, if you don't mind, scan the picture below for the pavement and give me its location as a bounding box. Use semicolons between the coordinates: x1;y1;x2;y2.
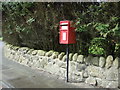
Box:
0;41;113;89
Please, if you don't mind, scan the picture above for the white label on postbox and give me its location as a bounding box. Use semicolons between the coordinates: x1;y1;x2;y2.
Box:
61;26;68;30
63;32;66;40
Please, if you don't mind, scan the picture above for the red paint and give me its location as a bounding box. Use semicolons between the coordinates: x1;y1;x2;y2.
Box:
59;20;76;44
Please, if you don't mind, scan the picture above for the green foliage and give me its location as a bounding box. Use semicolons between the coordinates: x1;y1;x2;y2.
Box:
76;22;93;32
76;24;88;32
89;37;106;56
94;23;109;37
89;45;105;55
26;17;35;25
2;2;120;57
90;37;107;46
112;23;120;37
2;2;35;34
75;2;119;57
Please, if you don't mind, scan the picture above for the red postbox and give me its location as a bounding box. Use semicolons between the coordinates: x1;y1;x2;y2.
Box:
59;20;76;44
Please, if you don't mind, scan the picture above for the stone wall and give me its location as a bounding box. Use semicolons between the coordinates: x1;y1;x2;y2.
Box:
4;43;119;88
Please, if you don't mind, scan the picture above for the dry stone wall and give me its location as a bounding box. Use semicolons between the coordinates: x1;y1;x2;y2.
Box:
4;43;119;88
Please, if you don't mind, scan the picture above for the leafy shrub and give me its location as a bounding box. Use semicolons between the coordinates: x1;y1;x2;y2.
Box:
89;37;106;56
2;2;120;57
89;45;105;55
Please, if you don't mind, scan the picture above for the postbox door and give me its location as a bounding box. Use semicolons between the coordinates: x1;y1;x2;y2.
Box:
60;30;68;44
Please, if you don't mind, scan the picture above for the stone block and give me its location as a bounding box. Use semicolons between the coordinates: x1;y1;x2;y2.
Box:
69;61;76;71
86;66;105;78
96;78;102;86
27;61;34;67
77;55;84;63
59;53;73;62
18;47;29;54
73;72;84;82
39;58;48;68
31;56;39;61
45;50;54;57
105;55;113;69
84;55;93;65
27;49;34;54
85;76;97;85
58;52;65;60
14;54;20;61
83;71;88;78
47;57;54;63
32;60;41;68
62;55;67;62
21;58;28;66
13;46;20;50
69;53;73;61
99;57;106;68
105;67;118;81
57;61;66;69
59;68;66;78
51;52;59;59
76;63;87;71
113;57;120;69
72;53;78;61
37;50;46;56
91;57;99;66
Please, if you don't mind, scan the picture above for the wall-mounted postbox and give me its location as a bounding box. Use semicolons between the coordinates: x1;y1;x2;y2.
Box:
59;20;76;44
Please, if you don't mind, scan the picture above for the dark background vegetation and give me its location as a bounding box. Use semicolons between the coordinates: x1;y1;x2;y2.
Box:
2;2;120;57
